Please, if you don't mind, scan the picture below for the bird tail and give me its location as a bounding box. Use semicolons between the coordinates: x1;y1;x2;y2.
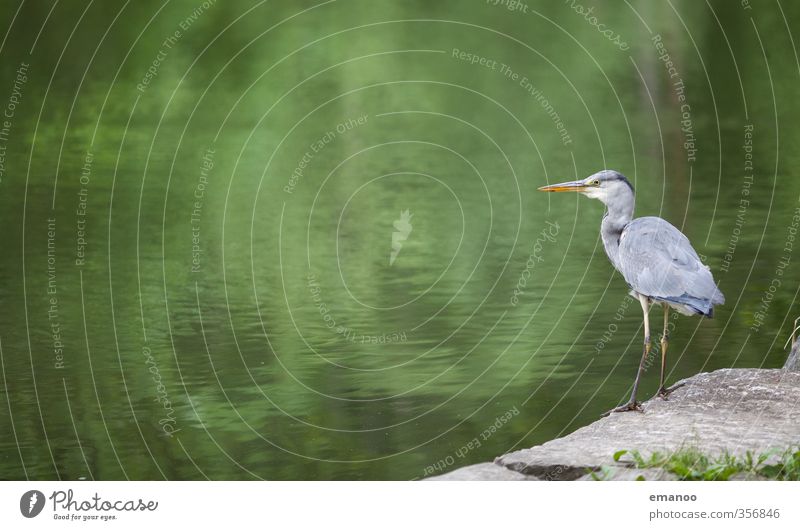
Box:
659;294;719;318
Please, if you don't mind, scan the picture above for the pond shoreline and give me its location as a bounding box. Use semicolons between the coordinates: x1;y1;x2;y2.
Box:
428;361;800;481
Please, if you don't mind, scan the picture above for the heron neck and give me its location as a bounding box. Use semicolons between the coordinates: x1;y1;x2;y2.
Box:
600;195;634;268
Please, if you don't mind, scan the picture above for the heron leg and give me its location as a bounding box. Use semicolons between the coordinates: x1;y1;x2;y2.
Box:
655;306;685;399
604;294;650;415
656;307;670;397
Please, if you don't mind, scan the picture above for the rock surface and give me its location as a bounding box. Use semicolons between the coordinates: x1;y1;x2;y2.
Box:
786;337;799;371
425;463;533;481
430;368;800;481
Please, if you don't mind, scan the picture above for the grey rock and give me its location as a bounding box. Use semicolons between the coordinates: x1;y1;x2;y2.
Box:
430;369;800;481
785;338;799;371
497;369;800;480
426;463;533;481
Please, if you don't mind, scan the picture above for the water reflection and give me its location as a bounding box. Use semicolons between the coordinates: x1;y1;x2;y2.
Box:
0;0;798;480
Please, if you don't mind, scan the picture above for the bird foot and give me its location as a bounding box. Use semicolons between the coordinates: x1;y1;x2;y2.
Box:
601;401;643;417
655;382;685;400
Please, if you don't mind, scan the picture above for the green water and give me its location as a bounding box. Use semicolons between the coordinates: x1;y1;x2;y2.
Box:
1;0;799;480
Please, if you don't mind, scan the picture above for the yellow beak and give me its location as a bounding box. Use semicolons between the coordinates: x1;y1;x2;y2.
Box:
538;180;588;192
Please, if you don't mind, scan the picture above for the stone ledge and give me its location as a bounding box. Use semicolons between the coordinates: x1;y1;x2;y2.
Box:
426;463;534;481
430;368;800;481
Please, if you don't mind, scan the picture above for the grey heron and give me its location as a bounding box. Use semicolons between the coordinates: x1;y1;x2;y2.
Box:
539;170;724;413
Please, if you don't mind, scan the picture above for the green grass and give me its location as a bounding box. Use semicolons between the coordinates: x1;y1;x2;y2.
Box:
589;447;800;481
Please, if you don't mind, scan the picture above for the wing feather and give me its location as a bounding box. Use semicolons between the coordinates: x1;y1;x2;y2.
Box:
617;217;724;313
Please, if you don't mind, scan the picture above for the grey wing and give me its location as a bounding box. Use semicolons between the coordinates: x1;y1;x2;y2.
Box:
617;217;724;315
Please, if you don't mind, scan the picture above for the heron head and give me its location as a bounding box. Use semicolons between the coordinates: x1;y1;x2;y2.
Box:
537;170;634;205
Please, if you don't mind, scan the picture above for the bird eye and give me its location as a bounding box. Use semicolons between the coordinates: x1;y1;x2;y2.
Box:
592;179;601;186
